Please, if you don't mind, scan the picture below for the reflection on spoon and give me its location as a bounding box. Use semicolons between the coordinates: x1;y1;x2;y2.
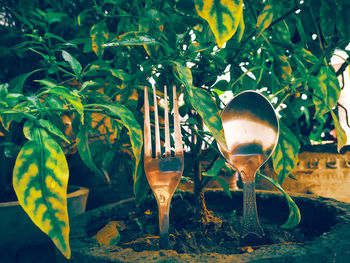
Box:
218;90;279;239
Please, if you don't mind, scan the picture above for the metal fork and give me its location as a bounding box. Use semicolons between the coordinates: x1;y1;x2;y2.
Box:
144;85;184;249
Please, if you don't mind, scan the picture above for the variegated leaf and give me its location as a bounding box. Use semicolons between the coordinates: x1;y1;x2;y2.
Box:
272;121;300;184
172;62;227;149
256;5;273;37
13;124;70;258
90;21;109;58
194;0;243;48
309;66;341;118
273;55;292;83
331;111;347;152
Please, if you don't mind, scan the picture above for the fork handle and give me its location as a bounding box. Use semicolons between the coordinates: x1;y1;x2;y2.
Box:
241;180;264;239
158;202;170;249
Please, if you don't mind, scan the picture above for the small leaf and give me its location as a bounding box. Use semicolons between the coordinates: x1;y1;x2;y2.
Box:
272;121;300;185
331;111;347;152
90;21;109;58
13;125;70;258
62;50;82;77
212;176;232;198
194;0;244;48
93;221;121;247
256;5;273;37
258;173;301;229
203;158;227;177
273;55;292;82
103;32;158;47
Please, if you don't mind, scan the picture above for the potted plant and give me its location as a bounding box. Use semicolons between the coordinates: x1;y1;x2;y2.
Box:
0;0;143;260
1;0;350;261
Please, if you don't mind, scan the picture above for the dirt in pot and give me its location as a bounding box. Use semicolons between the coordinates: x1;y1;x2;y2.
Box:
112;194;308;255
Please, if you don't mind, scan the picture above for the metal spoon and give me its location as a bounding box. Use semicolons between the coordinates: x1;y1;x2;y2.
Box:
218;90;279;239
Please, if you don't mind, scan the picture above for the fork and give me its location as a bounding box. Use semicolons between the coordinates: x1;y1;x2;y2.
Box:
144;85;184;249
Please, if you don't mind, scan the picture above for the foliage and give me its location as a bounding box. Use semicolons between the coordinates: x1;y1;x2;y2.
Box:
0;0;349;258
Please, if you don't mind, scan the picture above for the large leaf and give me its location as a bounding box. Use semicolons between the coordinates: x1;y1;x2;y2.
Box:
172;62;227;149
90;21;109;58
256;4;274;37
258;173;301;229
94;104;143;194
330;111;347;152
62;50;82;77
272;121;300;185
309;66;341;118
194;0;243;48
13;124;70;258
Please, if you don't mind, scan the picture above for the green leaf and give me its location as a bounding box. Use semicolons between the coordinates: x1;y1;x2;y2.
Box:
103;32;158;47
272;20;290;42
203;158;226;177
330;111;347;152
256;5;273;37
212;176;232;198
172;62;227;149
320;0;336;42
62;50;82;77
37;119;70;143
8;69;43;93
76;123;108;180
335;0;350;40
13;125;70;258
258;173;301;229
44;86;84;124
273;55;292;82
95;104;143;194
309;66;341;118
272;121;300;185
194;0;244;48
90;21;109;58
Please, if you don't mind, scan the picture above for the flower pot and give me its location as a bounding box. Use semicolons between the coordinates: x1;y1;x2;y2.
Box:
0;186;89;262
66;190;350;263
257;145;350;203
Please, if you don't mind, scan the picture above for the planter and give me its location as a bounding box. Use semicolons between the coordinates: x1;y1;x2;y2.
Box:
0;185;89;262
66;190;350;263
257;145;350;203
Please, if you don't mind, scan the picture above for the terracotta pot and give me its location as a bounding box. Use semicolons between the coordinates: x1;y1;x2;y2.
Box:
0;186;89;252
66;190;350;263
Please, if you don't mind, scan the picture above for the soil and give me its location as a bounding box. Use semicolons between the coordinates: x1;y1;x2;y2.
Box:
108;192;309;255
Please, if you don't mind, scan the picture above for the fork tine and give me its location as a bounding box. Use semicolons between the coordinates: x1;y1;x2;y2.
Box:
144;87;152;158
173;85;182;155
164;86;171;156
152;85;161;158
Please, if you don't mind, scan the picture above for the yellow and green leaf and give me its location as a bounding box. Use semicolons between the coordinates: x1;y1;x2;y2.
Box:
331;111;347;152
309;66;341;118
194;0;244;48
256;5;273;37
271;121;300;185
13;123;70;258
90;21;109;58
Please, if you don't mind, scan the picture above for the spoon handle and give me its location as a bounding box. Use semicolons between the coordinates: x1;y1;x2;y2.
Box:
241;180;264;239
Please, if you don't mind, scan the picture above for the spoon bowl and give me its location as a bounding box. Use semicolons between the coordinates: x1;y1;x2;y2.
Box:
218;90;279;239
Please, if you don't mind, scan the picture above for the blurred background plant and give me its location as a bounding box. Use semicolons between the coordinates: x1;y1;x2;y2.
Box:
0;0;349;258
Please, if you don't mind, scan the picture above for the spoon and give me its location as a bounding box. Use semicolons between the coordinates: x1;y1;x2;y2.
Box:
218;90;279;239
